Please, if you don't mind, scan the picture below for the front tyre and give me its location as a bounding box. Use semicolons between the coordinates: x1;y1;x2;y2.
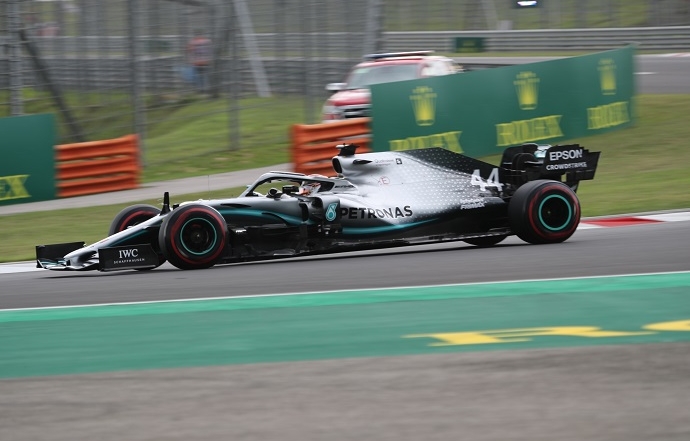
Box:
159;204;228;270
508;180;580;244
108;204;161;235
109;204;166;270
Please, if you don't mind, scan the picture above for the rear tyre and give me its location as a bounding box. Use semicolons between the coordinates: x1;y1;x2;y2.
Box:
508;180;580;244
463;235;507;247
159;204;228;270
109;204;165;270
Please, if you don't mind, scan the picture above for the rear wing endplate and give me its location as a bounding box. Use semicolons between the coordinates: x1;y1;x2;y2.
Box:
500;143;600;187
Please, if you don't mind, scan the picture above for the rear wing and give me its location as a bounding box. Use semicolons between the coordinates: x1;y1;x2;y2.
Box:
500;143;600;189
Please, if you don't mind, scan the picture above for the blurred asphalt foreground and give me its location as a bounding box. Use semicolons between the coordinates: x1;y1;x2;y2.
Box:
0;163;291;216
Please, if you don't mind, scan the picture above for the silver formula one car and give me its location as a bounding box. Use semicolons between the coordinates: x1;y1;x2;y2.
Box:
36;143;600;271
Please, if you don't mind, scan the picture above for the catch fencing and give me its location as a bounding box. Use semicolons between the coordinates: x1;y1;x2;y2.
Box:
1;0;689;172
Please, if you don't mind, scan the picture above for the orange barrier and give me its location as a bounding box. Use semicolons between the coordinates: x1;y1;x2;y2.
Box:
291;119;371;176
55;134;140;198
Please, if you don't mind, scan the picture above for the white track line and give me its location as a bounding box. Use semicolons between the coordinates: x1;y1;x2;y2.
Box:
2;270;689;313
2;212;688;275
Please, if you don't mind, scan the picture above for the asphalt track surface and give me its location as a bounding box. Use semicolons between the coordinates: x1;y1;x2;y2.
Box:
457;53;690;95
1;221;689;308
1;54;689;441
1;222;690;441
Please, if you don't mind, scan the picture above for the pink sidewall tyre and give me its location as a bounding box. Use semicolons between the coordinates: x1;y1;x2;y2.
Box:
108;204;161;236
109;204;166;270
508;180;581;245
159;204;228;270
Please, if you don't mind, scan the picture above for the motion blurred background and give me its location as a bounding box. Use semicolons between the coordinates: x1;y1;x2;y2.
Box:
1;0;689;168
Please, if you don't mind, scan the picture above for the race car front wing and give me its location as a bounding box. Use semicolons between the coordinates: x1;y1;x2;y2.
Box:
36;242;160;271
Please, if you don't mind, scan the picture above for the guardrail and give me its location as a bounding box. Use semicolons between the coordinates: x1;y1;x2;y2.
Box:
291;119;371;177
56;134;140;198
2;26;687;57
1;27;686;92
384;26;690;53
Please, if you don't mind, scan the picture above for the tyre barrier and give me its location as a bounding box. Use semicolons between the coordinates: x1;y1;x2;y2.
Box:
291;119;371;176
56;134;140;198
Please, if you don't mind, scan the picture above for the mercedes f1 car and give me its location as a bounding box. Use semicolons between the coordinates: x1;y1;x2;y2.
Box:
36;143;599;271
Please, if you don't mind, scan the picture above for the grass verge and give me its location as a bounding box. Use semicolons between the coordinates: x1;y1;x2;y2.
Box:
1;94;689;263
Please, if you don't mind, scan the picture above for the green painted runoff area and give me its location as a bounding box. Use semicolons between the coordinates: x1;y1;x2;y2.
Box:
1;272;689;378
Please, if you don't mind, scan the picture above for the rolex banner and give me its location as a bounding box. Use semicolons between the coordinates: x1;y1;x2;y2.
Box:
0;113;57;206
370;46;635;157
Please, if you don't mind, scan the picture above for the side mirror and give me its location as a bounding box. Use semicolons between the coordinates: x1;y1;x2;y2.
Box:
326;82;346;92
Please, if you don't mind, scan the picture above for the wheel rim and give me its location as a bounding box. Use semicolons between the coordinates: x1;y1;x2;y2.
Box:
179;217;218;255
538;194;572;231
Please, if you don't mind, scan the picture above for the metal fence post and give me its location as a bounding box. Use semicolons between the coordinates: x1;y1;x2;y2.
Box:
228;3;241;151
233;0;270;98
364;0;385;54
127;0;146;165
8;0;23;116
302;0;314;124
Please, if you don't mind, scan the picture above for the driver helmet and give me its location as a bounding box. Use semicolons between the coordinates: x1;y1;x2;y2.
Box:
299;175;326;196
298;181;321;196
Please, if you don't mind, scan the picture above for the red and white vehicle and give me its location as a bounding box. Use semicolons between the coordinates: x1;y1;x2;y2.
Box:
322;51;461;122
